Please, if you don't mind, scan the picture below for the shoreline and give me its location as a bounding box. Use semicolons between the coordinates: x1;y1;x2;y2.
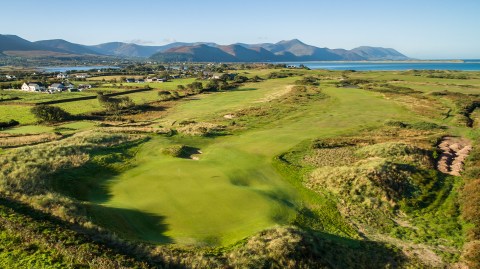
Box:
276;60;468;64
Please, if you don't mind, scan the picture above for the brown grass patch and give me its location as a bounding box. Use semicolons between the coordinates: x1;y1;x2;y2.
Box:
0;133;63;148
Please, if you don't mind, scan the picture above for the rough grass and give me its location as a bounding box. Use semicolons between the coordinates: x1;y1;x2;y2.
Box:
304;132;465;263
0;133;62;148
176;122;226;136
0;131;142;195
2;69;479;267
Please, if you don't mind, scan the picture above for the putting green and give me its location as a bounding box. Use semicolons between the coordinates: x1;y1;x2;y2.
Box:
89;79;424;246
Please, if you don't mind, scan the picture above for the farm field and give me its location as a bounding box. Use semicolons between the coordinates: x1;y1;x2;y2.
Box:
0;79;203;124
1;68;480;267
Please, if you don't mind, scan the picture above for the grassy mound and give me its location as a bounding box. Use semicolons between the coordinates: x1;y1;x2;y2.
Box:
161;144;200;158
302;135;464;261
176;122;226;136
228;227;406;268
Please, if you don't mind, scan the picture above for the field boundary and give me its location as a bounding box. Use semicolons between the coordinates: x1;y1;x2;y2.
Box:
0;88;152;106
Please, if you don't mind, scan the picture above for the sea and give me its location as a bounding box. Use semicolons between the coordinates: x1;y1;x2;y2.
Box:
37;61;480;72
40;66;119;73
284;60;480;71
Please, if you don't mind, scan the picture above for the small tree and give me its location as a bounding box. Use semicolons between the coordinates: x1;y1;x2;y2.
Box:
205;80;219;91
251;75;263;82
97;92;134;112
187;82;203;91
170;91;180;99
31;105;71;123
234;75;248;83
158;90;172;101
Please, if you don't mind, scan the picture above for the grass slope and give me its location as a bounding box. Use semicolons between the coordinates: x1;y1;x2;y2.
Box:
76;77;422;246
2;69;479;267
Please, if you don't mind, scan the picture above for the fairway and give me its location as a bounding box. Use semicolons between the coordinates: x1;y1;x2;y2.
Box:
85;78;423;246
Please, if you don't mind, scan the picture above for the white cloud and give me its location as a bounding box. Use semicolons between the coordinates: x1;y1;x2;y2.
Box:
161;38;177;44
125;39;154;45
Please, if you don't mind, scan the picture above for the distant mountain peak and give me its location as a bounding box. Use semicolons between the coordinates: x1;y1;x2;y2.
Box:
0;34;411;61
278;38;305;45
351;46;408;60
34;39;101;55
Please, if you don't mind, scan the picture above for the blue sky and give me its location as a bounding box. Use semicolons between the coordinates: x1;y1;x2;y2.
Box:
1;0;479;59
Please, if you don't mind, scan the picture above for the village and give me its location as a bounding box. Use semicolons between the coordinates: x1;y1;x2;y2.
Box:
0;62;275;95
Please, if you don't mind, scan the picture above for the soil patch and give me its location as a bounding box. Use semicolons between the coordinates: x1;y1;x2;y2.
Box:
437;137;472;176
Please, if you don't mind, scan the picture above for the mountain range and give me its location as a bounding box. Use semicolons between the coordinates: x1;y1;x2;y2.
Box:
0;34;410;62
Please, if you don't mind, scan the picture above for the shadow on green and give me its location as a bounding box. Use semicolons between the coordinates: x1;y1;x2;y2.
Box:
86;204;172;244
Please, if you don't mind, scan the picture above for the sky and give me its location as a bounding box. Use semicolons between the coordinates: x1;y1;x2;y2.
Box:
1;0;479;59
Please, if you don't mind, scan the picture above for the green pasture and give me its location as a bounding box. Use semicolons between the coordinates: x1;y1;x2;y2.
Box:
0;105;35;124
124;78;199;90
93;78;199;90
0;90;94;103
1;121;96;135
0;78;204;123
2;124;54;134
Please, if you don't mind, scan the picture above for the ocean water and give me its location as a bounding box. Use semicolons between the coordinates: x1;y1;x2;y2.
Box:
286;60;480;71
40;66;119;72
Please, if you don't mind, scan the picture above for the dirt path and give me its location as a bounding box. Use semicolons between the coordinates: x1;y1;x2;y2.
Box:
254;85;294;103
437;137;472;176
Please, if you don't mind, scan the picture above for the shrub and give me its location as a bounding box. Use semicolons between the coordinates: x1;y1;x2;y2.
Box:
234;75;249;83
267;72;290;79
229;227;404;268
295;76;319;86
31;105;71;123
0;119;19;129
408;121;443;130
158;90;180;101
463;241;480;268
384;120;444;130
161;145;199;158
251;75;263;82
384;120;408;128
205;79;232;91
336;78;372;87
161;145;189;158
186;81;203;92
176;122;226;136
97;93;135;111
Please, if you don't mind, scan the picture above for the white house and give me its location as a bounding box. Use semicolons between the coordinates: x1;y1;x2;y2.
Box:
78;84;92;90
56;73;69;79
146;77;167;83
49;83;65;92
74;73;89;79
21;82;45;92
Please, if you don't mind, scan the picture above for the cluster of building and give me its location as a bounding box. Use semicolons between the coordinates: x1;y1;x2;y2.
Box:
125;77;168;83
21;82;91;93
56;73;90;79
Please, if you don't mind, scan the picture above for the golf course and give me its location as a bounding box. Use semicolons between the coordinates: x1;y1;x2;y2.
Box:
2;68;480;267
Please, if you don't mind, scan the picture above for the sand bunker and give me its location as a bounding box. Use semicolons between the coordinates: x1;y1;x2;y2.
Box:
437;137;472;176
